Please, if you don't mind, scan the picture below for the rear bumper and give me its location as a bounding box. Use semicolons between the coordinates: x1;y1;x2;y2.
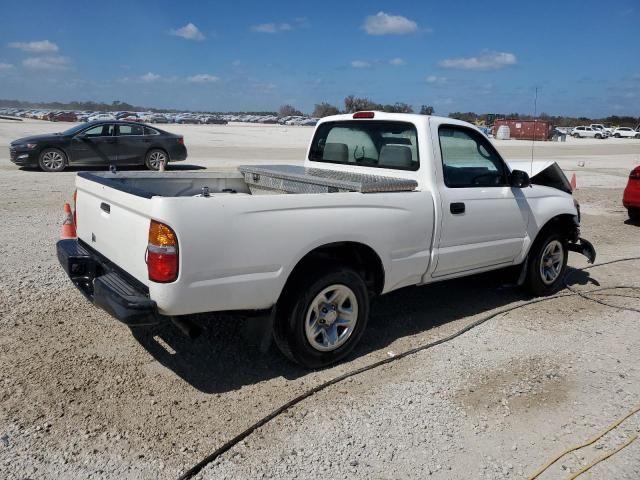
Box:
56;239;161;326
169;145;187;161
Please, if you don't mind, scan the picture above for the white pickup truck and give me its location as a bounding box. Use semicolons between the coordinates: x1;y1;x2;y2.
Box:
57;112;595;368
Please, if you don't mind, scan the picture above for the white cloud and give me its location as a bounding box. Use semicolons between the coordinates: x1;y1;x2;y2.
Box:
187;74;220;83
439;52;517;70
351;60;372;69
141;72;160;82
389;57;406;66
426;75;448;85
9;40;59;53
22;56;70;70
363;12;418;35
0;62;15;71
170;23;205;41
251;22;292;33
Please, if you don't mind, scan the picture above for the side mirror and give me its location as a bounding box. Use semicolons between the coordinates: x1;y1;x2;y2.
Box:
509;169;530;188
75;132;86;140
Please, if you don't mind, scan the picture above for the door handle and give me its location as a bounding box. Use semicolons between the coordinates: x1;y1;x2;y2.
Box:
450;202;465;214
100;202;110;213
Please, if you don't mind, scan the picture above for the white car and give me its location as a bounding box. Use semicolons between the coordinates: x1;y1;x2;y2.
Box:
590;124;612;137
87;113;116;122
571;126;607;139
57;112;595;368
611;127;640;139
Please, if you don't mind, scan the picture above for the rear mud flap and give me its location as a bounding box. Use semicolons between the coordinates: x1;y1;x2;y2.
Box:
567;237;596;264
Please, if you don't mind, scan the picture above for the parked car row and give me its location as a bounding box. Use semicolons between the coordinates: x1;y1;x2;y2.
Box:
0;108;319;126
570;125;640;139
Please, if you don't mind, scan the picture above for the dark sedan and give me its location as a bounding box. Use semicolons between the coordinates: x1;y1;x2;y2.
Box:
9;121;187;172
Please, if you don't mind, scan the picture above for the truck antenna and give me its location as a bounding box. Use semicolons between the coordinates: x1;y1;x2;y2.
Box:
530;86;538;176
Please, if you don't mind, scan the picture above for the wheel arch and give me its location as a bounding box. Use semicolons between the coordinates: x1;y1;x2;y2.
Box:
528;213;578;254
146;146;170;161
38;145;70;161
278;241;386;305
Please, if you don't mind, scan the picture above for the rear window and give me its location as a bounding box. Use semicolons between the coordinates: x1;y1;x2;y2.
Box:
144;126;160;135
309;120;419;171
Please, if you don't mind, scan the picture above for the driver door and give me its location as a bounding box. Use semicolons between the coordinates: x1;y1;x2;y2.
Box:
432;124;529;278
71;123;118;166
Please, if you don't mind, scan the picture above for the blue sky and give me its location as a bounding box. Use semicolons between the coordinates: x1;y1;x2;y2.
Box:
0;1;638;116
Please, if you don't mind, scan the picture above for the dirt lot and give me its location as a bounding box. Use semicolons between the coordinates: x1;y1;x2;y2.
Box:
1;119;639;479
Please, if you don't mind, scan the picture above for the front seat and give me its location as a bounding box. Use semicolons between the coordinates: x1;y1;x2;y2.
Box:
379;145;413;169
322;142;348;162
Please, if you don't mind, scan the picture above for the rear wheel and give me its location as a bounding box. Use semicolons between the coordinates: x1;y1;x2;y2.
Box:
523;232;568;296
273;266;369;368
145;149;168;170
38;148;67;172
574;133;581;138
628;208;640;221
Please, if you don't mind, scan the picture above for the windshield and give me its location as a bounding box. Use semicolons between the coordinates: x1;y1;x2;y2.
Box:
309;120;419;171
61;123;88;136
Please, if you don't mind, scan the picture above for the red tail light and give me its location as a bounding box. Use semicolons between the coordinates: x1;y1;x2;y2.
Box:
177;137;184;145
353;111;375;119
630;167;640;179
147;220;178;283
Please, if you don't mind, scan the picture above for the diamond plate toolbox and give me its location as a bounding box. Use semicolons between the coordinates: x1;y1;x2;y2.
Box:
238;164;417;194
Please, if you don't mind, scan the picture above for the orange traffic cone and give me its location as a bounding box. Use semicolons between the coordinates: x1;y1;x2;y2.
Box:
570;173;577;191
60;202;77;239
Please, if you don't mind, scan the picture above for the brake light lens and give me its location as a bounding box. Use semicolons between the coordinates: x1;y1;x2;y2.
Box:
177;137;184;145
630;167;640;179
353;111;375;119
147;220;178;283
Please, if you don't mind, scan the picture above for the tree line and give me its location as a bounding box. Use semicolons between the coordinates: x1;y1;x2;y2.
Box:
2;97;638;126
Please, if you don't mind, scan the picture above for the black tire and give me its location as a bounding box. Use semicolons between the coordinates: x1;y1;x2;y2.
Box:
145;149;168;171
523;232;568;296
573;133;580;138
615;133;621;138
595;133;602;139
635;134;640;139
628;208;640;221
273;266;370;369
38;148;67;172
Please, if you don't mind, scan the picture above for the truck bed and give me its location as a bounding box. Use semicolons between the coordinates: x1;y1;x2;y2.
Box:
77;165;418;198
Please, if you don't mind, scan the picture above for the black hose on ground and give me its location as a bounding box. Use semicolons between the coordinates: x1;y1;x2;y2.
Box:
176;256;640;480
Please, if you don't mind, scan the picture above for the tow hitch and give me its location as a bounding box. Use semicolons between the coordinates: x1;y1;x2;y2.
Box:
567;237;596;264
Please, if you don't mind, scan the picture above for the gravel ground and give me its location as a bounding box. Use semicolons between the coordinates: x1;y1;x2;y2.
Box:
0;119;639;479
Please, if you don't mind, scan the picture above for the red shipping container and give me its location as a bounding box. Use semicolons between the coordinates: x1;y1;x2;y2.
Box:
493;119;551;141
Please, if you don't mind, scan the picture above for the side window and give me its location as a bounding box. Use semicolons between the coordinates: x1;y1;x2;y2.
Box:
439;126;508;188
83;124;115;137
144;126;160;135
118;124;144;136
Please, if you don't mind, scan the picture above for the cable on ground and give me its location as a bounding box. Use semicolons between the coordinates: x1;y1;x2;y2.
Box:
527;404;640;479
177;256;640;480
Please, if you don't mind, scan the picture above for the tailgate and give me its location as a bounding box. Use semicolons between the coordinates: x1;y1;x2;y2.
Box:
75;175;152;285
